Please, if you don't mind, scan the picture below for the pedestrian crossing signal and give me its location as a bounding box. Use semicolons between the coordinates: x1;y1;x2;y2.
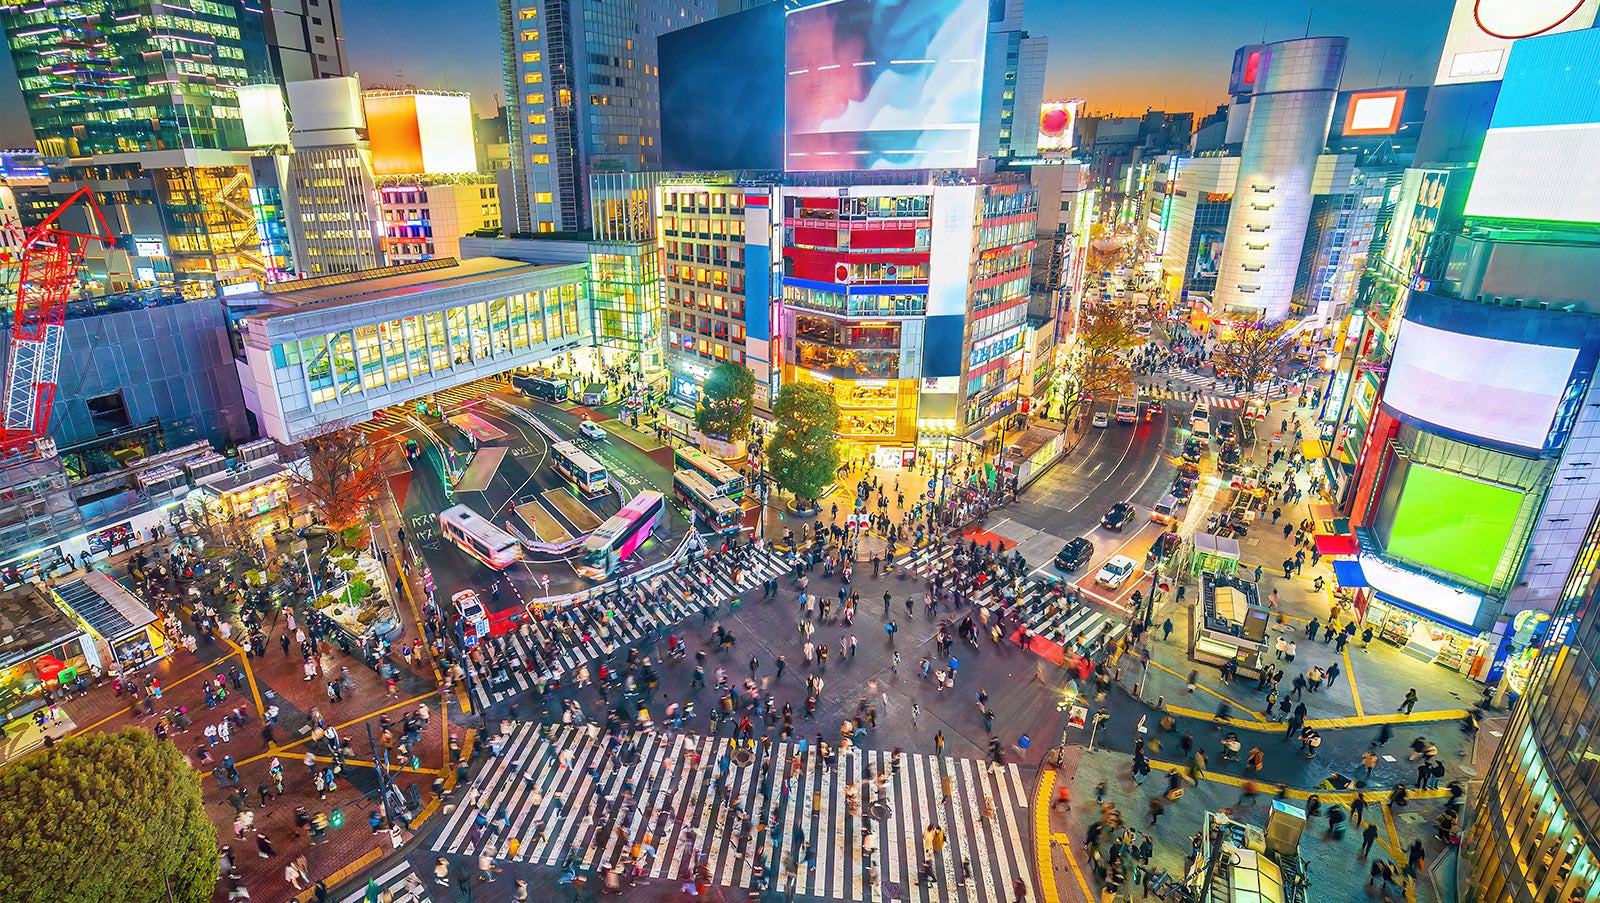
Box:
330;810;344;829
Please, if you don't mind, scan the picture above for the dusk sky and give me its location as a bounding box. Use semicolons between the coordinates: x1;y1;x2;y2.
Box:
1;0;1455;148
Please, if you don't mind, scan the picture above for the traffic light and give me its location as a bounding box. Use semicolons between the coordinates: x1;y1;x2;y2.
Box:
330;809;344;829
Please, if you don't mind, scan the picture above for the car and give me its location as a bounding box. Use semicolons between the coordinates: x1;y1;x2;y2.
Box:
403;438;421;461
1102;502;1135;531
1054;537;1095;572
1092;412;1111;428
578;420;608;441
452;589;491;639
1095;555;1138;590
1215;419;1236;441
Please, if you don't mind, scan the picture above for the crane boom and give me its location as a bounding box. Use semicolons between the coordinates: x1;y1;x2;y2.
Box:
0;187;115;458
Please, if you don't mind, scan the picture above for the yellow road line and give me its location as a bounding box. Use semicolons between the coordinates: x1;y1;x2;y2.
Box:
229;690;440;768
1143;758;1450;805
72;651;240;737
1150;662;1268;721
1033;769;1067;903
1343;647;1363;717
1163;705;1467;732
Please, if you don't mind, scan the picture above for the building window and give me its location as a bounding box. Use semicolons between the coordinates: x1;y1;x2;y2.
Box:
528;114;546;125
521;29;539;41
530;134;548;145
539;222;554;233
519;8;536;18
524;72;543;84
522;51;541;63
525;93;545;105
532;154;550;164
536;192;553;203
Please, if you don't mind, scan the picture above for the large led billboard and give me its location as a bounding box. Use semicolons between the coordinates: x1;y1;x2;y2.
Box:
237;83;290;147
1037;100;1083;152
1432;0;1599;85
784;0;986;172
364;91;477;176
1463;28;1600;224
1380;169;1448;280
1380;293;1600;454
1381;465;1523;587
660;3;785;171
1342;89;1406;135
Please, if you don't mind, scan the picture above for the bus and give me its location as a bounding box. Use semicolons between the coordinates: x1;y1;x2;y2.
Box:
512;374;568;402
551;440;609;495
674;448;745;500
439;504;523;570
576;491;666;579
674;470;741;534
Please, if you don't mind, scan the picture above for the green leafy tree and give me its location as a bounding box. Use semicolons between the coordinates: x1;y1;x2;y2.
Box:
0;729;217;903
768;382;841;505
1068;308;1140;419
1214;321;1295;399
696;362;756;441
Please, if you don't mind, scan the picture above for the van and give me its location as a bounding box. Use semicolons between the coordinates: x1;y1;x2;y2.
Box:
1150;495;1179;526
1193;419;1212;446
1115;401;1138;423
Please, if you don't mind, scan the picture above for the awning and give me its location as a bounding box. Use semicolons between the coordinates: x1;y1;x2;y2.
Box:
1300;440;1326;460
1314;533;1359;557
1331;558;1368;588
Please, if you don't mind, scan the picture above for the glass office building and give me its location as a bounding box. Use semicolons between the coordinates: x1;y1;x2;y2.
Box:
1464;522;1600;903
2;0;274;157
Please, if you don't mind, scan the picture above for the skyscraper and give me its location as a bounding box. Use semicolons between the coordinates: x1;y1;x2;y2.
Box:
1;0;275;157
284;76;382;275
1212;37;1347;322
978;0;1048;161
261;0;349;82
496;0;714;235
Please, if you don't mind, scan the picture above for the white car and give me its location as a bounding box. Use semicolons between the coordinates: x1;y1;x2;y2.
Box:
578;420;608;441
1092;412;1111;428
1095;555;1138;590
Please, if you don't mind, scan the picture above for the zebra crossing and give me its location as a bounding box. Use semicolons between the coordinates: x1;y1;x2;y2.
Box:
471;546;796;708
340;859;433;903
433;724;1039;903
1142;372;1245;410
902;548;1127;655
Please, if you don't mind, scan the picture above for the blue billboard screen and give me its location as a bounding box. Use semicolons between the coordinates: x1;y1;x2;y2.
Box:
659;4;785;172
784;0;987;172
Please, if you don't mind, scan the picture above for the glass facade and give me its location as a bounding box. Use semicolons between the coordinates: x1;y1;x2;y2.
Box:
2;0;273;157
1464;516;1600;903
587;242;659;371
276;283;584;409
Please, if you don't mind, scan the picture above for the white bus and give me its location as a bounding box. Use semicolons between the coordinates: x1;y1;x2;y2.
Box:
439;504;523;570
551;440;609;495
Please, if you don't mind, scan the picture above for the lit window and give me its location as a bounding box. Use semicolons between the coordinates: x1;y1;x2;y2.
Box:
617;134;629;145
518;8;536;18
521;29;539;41
525;93;545;105
530;134;548;145
536;192;553;203
522;51;541;63
532;154;550;164
528;114;546;125
524;72;543;84
538;222;554;233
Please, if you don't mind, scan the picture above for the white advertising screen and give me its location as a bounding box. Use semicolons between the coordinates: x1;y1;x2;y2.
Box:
415;93;477;174
1465;125;1600;223
1383;320;1578;450
238;83;290;147
1433;0;1599;85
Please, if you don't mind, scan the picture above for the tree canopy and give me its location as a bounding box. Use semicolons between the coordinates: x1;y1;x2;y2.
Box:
1214;321;1295;398
291;426;387;529
0;729;217;903
696;363;756;441
767;382;840;504
1069;308;1140;416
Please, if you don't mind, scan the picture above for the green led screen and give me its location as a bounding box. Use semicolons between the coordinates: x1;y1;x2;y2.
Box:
1384;465;1523;587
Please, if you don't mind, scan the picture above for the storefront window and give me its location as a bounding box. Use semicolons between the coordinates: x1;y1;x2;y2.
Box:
468;302;490;360
354;324;385;389
425;312;449;370
329;331;361;397
509;293;529;348
402;316;428;378
380;319;408;384
446;306;470;365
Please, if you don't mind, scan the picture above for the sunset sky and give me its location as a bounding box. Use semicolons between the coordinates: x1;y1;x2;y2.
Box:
0;0;1457;147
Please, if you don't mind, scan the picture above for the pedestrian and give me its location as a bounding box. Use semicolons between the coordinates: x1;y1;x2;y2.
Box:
1399;688;1419;715
1326;662;1341;687
1162;618;1174;641
1360;822;1379;857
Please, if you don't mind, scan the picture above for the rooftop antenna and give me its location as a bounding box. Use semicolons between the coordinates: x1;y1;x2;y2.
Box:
1305;6;1313;37
1262;13;1269;42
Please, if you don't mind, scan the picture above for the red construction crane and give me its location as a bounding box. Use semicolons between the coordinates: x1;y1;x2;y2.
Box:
1;187;116;459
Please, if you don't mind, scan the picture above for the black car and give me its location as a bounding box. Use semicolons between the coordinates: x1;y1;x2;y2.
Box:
1102;502;1135;531
1054;537;1095;572
1215;419;1236;441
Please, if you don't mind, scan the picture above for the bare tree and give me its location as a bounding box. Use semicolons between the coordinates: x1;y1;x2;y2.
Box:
1213;321;1296;399
1066;307;1140;419
289;426;387;530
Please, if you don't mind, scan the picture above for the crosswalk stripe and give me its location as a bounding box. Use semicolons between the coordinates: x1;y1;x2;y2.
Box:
340;858;432;903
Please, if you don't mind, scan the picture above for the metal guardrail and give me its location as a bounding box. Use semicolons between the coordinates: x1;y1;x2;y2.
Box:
520;529;696;613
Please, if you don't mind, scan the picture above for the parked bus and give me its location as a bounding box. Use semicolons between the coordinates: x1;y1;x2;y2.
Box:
576;490;665;579
674;471;741;534
674;447;745;500
551;440;609;495
512;374;568;402
439;504;523;570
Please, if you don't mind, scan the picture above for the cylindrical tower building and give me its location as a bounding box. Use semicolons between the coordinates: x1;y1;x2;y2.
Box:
1464;543;1600;903
1213;36;1346;322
